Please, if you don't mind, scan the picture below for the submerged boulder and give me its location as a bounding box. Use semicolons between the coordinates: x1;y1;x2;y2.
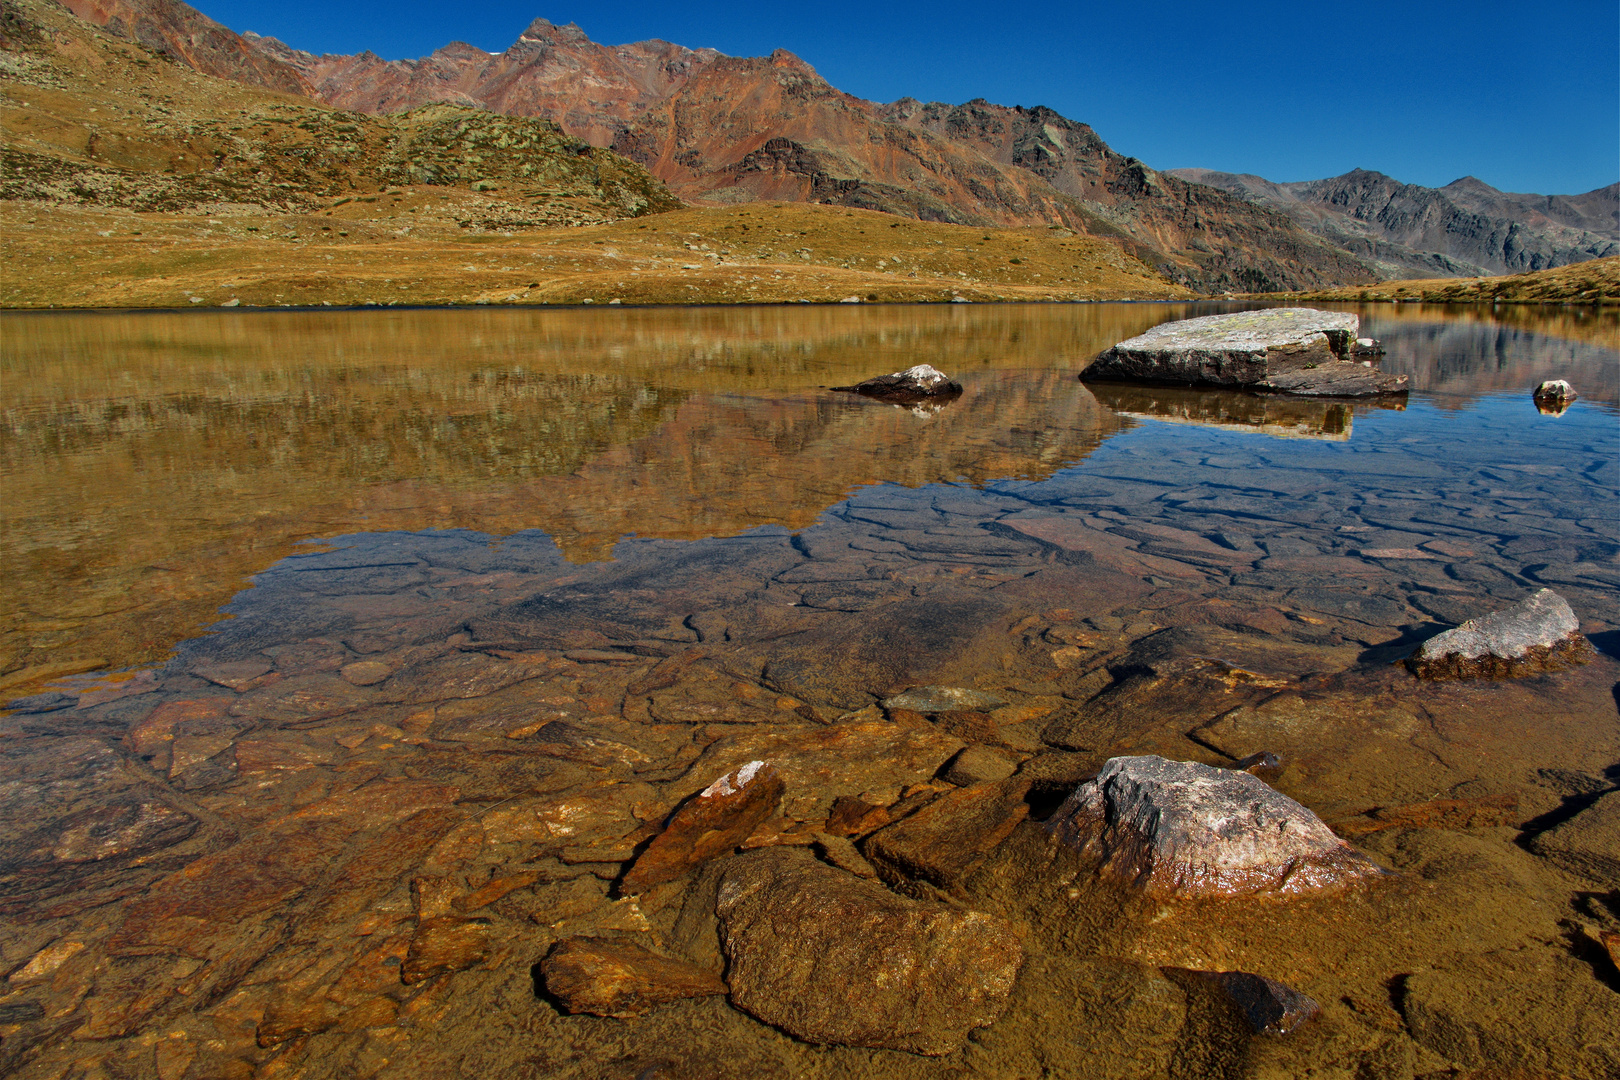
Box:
716;847;1023;1055
1162;968;1321;1035
541;937;729;1017
1046;755;1384;897
621;761;784;894
1408;588;1594;679
1081;308;1408;397
832;364;963;403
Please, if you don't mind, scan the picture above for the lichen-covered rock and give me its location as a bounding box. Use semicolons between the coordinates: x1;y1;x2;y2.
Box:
832;364;963;403
1409;588;1594;679
1046;755;1384;897
1082;308;1408;397
716;847;1022;1055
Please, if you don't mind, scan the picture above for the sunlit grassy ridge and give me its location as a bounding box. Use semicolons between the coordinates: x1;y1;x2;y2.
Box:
0;0;1189;307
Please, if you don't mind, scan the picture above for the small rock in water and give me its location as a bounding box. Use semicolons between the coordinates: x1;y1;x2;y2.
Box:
883;685;1006;714
716;847;1023;1055
1081;308;1408;397
831;364;964;404
541;937;728;1017
1164;968;1321;1034
1532;379;1578;414
400;915;490;984
864;777;1031;897
620;761;784;893
1409;588;1594;679
1047;755;1384;897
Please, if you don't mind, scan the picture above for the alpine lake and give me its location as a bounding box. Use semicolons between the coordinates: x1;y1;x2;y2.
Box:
1;300;1617;1079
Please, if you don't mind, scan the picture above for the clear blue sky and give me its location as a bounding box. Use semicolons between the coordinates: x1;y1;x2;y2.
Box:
202;1;1618;196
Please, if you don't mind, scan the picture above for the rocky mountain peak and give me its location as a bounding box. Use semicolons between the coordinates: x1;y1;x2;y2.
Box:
518;17;590;46
432;41;490;60
1442;175;1502;196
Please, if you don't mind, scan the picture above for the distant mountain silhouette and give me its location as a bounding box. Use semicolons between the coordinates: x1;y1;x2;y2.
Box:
1170;167;1618;278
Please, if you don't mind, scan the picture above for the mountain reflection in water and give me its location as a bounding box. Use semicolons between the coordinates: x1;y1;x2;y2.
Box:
0;301;1614;694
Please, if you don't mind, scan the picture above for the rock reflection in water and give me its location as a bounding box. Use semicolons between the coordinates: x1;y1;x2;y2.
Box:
1085;383;1407;441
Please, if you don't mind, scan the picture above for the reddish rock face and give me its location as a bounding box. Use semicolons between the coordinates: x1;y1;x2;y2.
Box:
621;761;785;894
541;937;728;1017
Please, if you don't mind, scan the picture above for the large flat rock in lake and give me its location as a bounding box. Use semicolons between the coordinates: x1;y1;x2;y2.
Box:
1082;308;1407;397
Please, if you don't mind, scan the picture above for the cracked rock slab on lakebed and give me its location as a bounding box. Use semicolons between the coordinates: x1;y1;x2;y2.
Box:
1081;308;1408;397
1410;588;1595;679
716;847;1023;1055
1047;756;1384;897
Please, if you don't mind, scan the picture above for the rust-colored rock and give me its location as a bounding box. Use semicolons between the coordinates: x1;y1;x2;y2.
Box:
541;937;728;1017
1333;793;1520;837
1162;968;1321;1035
824;795;892;838
621;761;784;894
400;915;489;984
863;777;1030;896
716;847;1023;1055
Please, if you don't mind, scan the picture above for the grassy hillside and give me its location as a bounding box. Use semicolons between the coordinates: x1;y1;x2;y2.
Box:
0;0;1190;307
1270;256;1620;306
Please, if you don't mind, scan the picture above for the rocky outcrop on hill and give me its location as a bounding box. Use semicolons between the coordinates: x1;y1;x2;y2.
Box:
1172;167;1619;279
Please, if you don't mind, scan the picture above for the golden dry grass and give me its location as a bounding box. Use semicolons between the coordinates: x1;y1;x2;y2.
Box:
1270;256;1620;306
0;199;1194;309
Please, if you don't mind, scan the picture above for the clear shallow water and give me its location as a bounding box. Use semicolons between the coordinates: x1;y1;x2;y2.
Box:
2;301;1614;689
1;302;1618;1080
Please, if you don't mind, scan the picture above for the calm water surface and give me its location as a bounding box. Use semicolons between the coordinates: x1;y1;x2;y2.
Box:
1;302;1617;1080
2;301;1615;689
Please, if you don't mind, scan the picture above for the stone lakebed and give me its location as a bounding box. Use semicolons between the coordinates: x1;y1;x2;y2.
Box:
1;303;1618;1079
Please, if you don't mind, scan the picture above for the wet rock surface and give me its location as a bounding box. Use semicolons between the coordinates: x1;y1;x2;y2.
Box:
1410;587;1595;678
541;937;728;1017
715;848;1024;1054
1162;968;1321;1035
1528;790;1620;886
1047;756;1385;896
621;761;785;893
1083;308;1409;396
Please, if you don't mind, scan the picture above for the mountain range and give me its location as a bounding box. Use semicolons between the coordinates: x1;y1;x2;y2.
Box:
53;0;1620;291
